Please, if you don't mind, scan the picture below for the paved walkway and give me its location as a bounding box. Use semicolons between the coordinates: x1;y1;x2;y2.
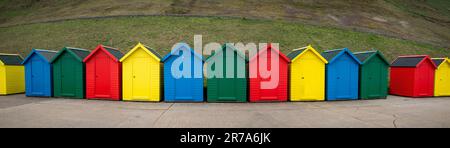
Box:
0;94;449;128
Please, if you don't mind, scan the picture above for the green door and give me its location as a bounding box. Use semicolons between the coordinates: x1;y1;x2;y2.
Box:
218;52;237;101
61;53;77;97
367;61;381;98
207;48;247;102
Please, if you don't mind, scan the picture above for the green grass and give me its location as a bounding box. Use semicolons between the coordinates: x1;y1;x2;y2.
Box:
0;16;447;60
0;0;449;48
386;0;450;20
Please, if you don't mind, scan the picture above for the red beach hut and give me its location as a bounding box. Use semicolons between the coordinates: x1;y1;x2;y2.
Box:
389;55;436;97
249;44;290;102
83;45;124;100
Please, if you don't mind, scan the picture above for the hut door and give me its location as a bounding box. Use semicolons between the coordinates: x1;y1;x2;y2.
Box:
175;57;193;100
218;51;236;100
260;50;278;100
61;54;76;96
417;63;433;96
367;60;382;98
31;58;45;95
299;52;322;99
132;58;150;99
94;52;111;97
335;56;351;99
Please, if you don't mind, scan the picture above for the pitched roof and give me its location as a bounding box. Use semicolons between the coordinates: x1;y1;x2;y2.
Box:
103;46;124;60
432;58;450;68
162;43;204;62
143;45;162;59
321;49;342;61
287;45;328;63
391;55;428;67
36;50;58;62
67;47;91;60
354;51;375;62
249;43;290;62
0;54;23;65
83;45;123;62
206;43;248;62
432;59;445;66
0;53;23;65
22;49;58;64
120;43;162;62
321;48;361;64
287;49;305;60
51;47;90;63
353;50;389;65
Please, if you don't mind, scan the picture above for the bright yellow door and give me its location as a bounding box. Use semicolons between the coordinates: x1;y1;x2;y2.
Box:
132;57;150;99
290;51;325;101
435;63;450;96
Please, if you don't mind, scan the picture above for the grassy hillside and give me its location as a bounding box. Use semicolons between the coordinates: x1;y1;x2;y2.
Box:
0;16;447;61
0;0;449;47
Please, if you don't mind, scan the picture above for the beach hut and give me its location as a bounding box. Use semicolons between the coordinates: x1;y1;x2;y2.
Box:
354;50;390;99
249;43;290;102
162;43;204;102
0;53;25;95
432;58;450;97
50;47;90;99
206;43;248;102
120;43;162;102
22;49;58;97
390;55;436;97
83;45;123;101
321;48;361;101
287;45;328;101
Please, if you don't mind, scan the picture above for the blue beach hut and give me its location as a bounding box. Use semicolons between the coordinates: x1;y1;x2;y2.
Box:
22;49;58;97
321;48;362;101
162;43;204;102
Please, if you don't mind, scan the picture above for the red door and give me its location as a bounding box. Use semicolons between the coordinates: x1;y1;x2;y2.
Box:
416;63;434;97
94;52;111;98
259;50;278;100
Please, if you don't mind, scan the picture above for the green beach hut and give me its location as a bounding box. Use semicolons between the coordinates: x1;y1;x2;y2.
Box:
51;47;91;99
206;43;248;102
354;50;390;99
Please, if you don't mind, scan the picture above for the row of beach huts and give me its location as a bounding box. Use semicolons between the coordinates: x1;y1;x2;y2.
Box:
0;43;449;102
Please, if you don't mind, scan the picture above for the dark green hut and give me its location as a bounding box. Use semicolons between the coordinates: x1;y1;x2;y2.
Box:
50;47;90;99
206;44;248;102
354;50;390;99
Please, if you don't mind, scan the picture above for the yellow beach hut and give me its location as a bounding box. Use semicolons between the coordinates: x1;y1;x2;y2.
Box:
287;45;328;101
0;53;25;95
120;43;162;102
432;58;450;97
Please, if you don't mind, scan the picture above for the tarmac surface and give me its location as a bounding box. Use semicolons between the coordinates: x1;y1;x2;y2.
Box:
1;94;449;128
